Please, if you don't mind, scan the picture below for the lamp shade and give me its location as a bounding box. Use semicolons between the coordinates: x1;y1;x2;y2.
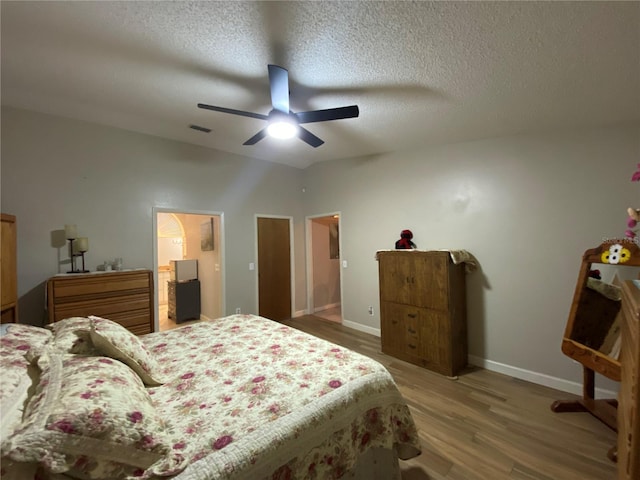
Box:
76;237;89;252
65;224;77;239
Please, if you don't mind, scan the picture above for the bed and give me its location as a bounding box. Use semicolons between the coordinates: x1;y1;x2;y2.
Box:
1;314;421;479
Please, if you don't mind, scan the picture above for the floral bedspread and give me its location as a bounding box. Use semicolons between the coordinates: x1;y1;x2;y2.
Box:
141;314;421;479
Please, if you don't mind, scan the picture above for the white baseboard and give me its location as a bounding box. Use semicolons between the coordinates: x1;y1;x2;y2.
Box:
331;319;616;397
307;317;616;398
467;355;617;397
293;309;307;318
342;318;381;337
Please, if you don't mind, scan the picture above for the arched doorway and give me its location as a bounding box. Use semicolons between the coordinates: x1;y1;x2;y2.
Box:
154;209;224;331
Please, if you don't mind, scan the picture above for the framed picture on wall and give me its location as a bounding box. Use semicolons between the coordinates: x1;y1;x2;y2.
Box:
200;218;214;251
329;223;339;259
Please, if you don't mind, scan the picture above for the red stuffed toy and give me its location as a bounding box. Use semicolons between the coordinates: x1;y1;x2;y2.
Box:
395;229;416;249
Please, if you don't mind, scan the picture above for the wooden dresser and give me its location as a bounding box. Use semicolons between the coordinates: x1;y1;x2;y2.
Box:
47;270;154;335
377;251;467;377
619;279;640;479
1;214;18;324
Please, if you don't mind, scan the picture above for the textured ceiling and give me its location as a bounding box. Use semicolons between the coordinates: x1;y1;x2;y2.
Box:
1;1;638;169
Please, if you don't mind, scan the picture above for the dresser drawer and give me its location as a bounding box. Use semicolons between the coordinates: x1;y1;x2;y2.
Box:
47;270;154;335
104;309;153;335
50;271;151;301
52;293;151;322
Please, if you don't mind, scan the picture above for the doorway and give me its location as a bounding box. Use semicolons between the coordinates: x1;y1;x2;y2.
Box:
256;215;293;321
306;213;342;323
153;208;224;332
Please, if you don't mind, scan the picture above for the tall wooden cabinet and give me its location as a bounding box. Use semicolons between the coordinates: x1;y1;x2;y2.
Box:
377;251;467;377
47;270;154;335
618;279;640;479
1;214;18;324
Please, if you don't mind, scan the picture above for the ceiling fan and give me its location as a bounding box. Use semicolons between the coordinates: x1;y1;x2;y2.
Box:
198;65;359;148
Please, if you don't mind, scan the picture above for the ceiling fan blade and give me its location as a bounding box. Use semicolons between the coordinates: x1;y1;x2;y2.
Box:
298;126;324;148
243;128;268;146
198;103;268;120
268;64;290;113
296;105;359;124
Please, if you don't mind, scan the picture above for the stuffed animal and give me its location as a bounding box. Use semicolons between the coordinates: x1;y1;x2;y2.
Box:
395;229;416;249
625;207;640;239
626;164;640;240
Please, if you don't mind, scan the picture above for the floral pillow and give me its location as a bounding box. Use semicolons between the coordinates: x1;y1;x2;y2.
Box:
1;353;172;479
1;324;52;359
88;316;167;386
0;364;32;441
47;317;98;355
1;325;52;440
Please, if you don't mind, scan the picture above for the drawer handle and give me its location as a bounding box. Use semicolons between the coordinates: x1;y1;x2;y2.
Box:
407;328;417;334
408;344;417;349
391;320;398;325
407;313;417;318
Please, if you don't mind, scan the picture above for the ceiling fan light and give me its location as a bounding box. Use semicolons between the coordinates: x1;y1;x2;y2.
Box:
267;120;298;139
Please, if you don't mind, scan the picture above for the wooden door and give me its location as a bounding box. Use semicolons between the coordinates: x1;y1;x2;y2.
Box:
380;302;405;355
1;214;17;322
379;251;449;309
413;253;448;310
379;253;415;305
257;217;291;321
418;308;448;372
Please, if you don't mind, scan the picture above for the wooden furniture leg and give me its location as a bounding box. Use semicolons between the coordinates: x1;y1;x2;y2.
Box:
551;365;618;463
551;366;618;432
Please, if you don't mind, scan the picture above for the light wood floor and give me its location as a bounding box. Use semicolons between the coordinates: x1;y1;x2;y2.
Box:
159;303;203;331
313;305;342;323
281;315;618;480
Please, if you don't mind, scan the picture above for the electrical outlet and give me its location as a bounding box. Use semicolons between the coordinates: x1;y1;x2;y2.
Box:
235;308;241;314
368;306;374;316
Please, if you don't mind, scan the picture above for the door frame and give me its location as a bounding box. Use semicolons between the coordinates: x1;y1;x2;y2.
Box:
152;207;225;332
305;211;343;317
254;214;295;317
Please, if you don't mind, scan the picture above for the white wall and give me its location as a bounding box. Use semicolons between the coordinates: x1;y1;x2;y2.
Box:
302;122;640;393
1;106;306;326
3;105;639;395
180;213;222;320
